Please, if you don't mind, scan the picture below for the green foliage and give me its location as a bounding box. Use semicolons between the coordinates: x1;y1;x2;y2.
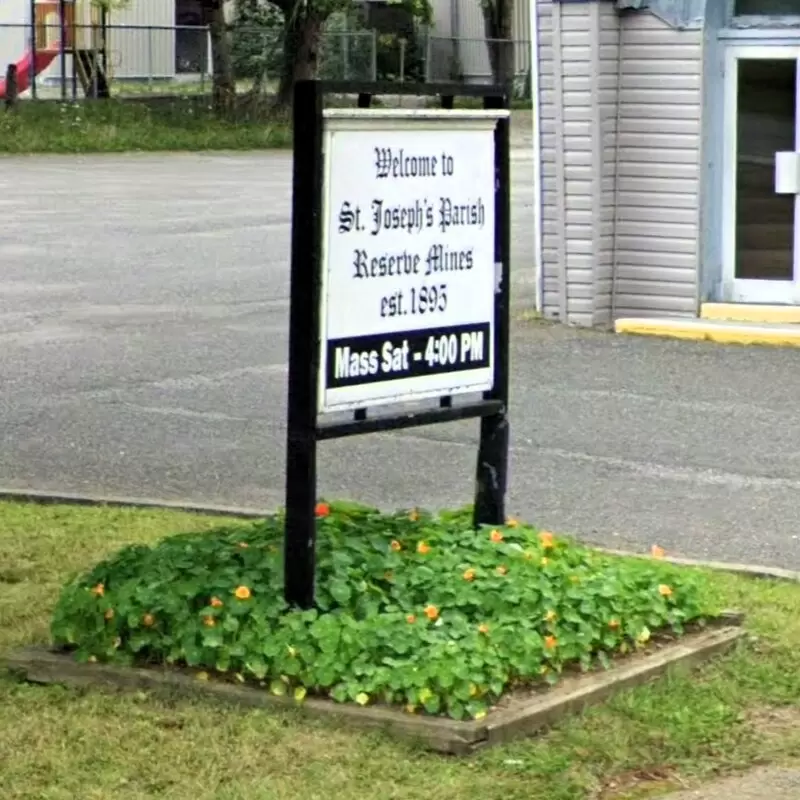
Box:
0;99;291;154
231;0;284;81
51;503;716;721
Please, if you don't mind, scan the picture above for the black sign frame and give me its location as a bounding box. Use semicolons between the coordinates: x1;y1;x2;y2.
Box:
284;79;511;609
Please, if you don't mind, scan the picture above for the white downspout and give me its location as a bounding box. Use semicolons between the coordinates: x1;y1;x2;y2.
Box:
529;0;543;313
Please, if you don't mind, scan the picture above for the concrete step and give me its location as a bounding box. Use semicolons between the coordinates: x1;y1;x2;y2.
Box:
701;303;800;323
614;317;800;347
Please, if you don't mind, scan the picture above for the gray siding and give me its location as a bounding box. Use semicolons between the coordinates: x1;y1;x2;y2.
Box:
535;3;703;326
611;12;702;318
540;1;598;326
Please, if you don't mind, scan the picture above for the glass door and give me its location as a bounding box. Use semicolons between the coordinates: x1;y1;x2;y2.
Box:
723;47;800;303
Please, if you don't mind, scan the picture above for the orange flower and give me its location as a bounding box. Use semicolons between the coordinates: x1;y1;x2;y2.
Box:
490;529;504;543
544;635;558;650
463;568;476;582
544;609;557;623
478;623;490;635
104;608;115;621
142;613;155;628
409;509;420;522
417;541;430;555
390;540;402;552
406;614;416;624
651;544;666;559
90;583;104;597
234;585;252;600
658;584;673;598
496;565;508;576
238;542;249;549
608;619;620;630
203;615;216;627
539;531;555;549
315;502;331;518
210;596;224;608
506;518;519;528
424;605;439;621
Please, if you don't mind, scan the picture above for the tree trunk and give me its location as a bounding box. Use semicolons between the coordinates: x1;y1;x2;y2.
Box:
206;0;236;117
483;0;514;87
274;9;322;109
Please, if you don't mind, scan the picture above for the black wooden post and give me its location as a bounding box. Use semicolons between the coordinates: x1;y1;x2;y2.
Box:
4;64;18;110
283;79;324;610
473;92;511;528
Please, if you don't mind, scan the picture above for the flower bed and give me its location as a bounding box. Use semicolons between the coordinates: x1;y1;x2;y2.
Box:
50;503;716;721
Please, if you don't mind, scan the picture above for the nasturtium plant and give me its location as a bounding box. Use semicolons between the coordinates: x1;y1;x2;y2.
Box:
51;502;716;720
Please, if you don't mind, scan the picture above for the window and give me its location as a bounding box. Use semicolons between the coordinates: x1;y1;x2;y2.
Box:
735;0;800;14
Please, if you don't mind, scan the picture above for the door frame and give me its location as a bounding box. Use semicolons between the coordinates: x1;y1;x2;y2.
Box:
722;44;800;304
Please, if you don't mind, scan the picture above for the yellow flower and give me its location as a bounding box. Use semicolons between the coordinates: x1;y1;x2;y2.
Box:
405;703;417;714
478;623;490;635
473;709;487;720
636;626;651;644
104;608;115;621
210;596;224;608
539;531;555;549
417;541;430;555
658;584;673;598
294;686;307;702
544;609;557;623
544;635;558;650
495;565;508;576
390;540;402;552
142;613;155;628
424;604;439;621
490;529;504;543
203;615;216;627
463;568;476;582
234;585;251;600
469;683;479;697
506;518;519;528
287;645;298;657
90;583;104;597
540;557;549;567
651;544;666;559
355;692;370;706
409;509;420;522
608;618;620;630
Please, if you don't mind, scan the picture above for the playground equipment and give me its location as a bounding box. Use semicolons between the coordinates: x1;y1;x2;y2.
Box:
0;0;109;100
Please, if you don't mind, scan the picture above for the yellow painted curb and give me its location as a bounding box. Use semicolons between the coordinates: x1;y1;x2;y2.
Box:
614;318;800;348
701;303;800;324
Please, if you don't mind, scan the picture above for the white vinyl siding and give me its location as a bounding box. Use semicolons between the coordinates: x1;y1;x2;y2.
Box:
610;11;701;318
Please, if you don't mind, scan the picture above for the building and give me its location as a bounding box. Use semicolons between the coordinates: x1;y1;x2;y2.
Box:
530;0;800;326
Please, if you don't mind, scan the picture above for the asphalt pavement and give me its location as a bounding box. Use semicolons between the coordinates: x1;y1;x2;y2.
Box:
2;145;800;570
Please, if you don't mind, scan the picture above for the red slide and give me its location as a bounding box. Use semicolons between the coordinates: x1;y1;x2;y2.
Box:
0;48;59;98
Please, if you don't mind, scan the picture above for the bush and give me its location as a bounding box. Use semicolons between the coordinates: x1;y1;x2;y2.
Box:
51;503;715;721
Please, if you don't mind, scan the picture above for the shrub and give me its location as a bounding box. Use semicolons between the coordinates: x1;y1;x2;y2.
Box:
51;503;715;720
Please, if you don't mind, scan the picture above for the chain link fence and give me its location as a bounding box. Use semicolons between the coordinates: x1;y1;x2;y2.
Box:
0;21;532;100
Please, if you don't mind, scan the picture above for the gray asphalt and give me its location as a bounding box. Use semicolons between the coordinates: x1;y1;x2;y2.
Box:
2;149;800;570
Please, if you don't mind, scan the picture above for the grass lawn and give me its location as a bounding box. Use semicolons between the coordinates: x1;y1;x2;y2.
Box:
2;500;800;800
0;99;291;154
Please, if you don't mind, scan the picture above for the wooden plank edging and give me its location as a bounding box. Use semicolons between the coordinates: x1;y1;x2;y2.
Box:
4;624;745;755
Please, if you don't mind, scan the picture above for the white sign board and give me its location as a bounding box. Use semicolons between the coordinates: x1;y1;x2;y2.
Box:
319;109;508;413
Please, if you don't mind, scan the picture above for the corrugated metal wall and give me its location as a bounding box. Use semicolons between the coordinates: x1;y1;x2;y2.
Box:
108;0;175;79
537;1;702;325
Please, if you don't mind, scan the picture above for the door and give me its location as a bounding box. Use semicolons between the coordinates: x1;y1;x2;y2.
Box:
723;47;800;304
